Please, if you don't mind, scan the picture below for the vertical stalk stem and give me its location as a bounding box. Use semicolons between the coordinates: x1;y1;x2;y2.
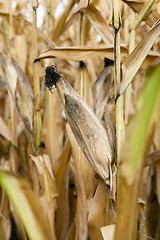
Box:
33;2;40;148
112;0;123;161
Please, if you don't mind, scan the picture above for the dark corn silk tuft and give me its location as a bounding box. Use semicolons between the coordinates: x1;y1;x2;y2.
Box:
45;65;61;93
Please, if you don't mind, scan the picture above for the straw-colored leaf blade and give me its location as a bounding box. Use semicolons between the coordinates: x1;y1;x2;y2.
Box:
86;4;113;44
60;0;89;35
88;181;108;240
66;124;88;240
0;116;17;147
0;51;17;97
122;0;160;26
145;150;160;167
101;224;115;240
42;91;63;166
120;20;160;95
93;60;113;119
52;0;75;41
54;140;71;193
114;65;160;240
36;45;128;62
0;171;55;240
13;58;34;132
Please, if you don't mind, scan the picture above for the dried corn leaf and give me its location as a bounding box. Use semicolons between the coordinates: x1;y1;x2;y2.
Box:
88;181;108;240
30;154;58;201
141;51;160;69
86;4;113;44
156;164;160;206
55;164;70;240
101;224;115;240
60;0;89;35
52;0;75;41
104;111;116;163
145;150;160;167
0;51;17;97
93;59;113;119
42;91;63;166
66;124;88;240
13;58;34;132
54;140;71;193
120;20;160;95
61;4;113;44
122;0;160;26
0;116;17;147
0;192;11;240
36;45;128;62
0;171;55;240
145;166;159;238
14;35;27;72
66;221;76;240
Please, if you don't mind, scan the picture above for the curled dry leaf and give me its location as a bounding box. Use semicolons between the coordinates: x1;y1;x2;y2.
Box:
36;45;128;62
0;51;17;97
88;181;109;240
92;58;113;119
104;111;117;201
13;58;34;132
52;0;75;41
104;111;116;163
145;150;160;167
61;3;113;44
0;116;17;147
60;0;89;35
30;154;58;201
0;52;34;132
45;66;113;189
122;0;160;27
120;20;160;95
86;4;113;44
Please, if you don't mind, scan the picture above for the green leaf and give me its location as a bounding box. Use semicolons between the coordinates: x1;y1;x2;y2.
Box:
0;171;55;240
114;65;160;240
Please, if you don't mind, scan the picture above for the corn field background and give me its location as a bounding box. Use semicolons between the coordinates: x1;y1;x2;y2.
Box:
0;0;160;239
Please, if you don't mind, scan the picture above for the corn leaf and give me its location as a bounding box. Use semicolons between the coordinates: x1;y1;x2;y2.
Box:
120;20;160;95
36;45;128;62
86;4;113;44
122;0;160;26
88;181;108;240
114;65;160;240
0;116;17;147
13;58;34;132
0;51;17;97
52;0;75;41
101;224;115;240
0;171;55;240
